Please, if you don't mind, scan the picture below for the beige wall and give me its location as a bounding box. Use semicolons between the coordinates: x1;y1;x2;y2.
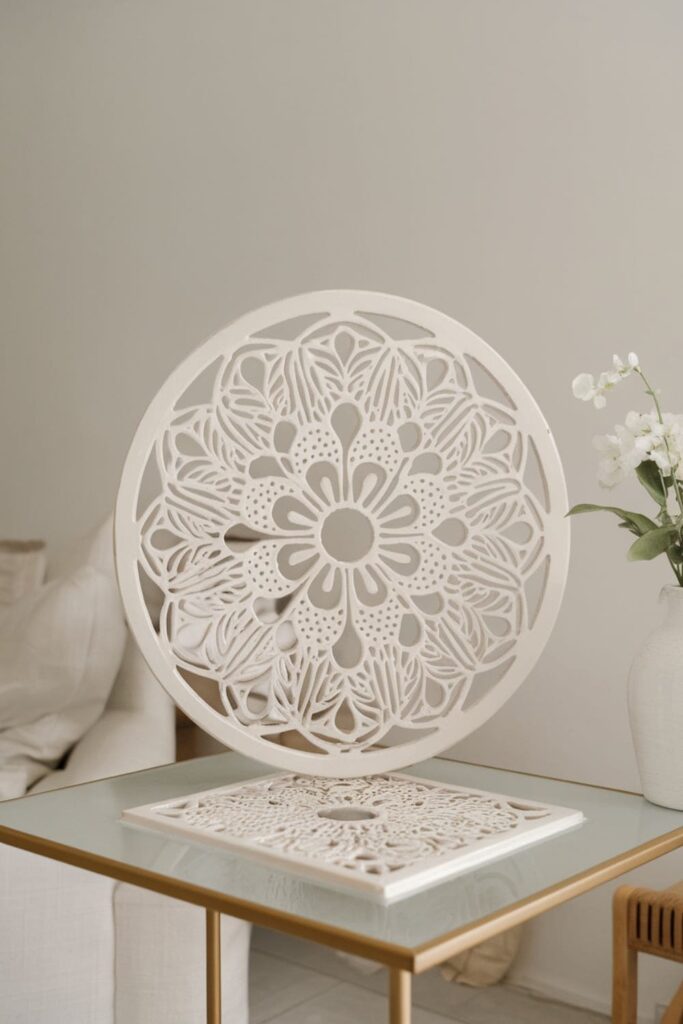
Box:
2;2;683;1018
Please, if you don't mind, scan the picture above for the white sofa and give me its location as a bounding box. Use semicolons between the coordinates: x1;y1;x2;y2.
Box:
0;628;251;1023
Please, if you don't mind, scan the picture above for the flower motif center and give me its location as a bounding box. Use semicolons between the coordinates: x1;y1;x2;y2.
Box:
317;805;378;822
320;508;374;563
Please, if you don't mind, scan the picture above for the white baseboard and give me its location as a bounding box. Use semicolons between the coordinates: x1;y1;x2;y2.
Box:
510;972;653;1024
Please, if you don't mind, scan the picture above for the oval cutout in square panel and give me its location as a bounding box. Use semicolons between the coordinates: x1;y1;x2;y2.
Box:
115;291;569;776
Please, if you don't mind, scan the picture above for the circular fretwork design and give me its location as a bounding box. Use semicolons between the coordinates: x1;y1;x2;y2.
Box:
115;291;569;776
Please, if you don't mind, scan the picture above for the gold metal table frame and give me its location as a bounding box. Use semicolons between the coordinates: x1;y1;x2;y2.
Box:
1;757;682;1024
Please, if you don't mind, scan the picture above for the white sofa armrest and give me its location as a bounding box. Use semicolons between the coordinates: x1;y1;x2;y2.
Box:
31;637;175;794
31;704;175;794
106;635;171;717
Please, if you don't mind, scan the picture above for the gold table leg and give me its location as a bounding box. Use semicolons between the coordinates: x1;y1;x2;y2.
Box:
206;909;221;1024
389;967;411;1024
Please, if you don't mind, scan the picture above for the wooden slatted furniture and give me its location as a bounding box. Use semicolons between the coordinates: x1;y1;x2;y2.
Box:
613;883;683;1023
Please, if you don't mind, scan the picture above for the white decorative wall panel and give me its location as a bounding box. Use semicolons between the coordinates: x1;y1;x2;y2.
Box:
123;772;583;901
115;292;569;776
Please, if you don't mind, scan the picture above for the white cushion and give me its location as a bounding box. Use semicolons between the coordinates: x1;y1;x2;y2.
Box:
47;516;116;582
0;565;126;799
0;540;46;606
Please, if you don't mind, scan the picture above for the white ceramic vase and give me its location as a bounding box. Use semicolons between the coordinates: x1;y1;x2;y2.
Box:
628;585;683;810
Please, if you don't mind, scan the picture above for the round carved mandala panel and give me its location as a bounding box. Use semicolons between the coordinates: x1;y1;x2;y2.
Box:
115;292;569;776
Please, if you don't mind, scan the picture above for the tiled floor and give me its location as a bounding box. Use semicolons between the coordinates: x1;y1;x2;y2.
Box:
250;928;609;1023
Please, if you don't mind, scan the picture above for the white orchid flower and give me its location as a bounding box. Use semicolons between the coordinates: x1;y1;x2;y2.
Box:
572;353;640;408
651;448;674;473
592;408;683;488
612;352;640;373
593;424;647;487
572;372;599;402
570;353;683;585
622;411;683;478
572;373;608;408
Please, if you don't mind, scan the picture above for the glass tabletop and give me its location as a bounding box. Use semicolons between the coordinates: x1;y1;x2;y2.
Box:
1;753;682;967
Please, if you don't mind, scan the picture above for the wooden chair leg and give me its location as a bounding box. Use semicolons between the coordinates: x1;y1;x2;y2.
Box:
613;886;638;1024
663;981;683;1024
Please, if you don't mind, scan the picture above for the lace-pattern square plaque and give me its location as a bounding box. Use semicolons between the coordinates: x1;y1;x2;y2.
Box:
123;772;583;901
